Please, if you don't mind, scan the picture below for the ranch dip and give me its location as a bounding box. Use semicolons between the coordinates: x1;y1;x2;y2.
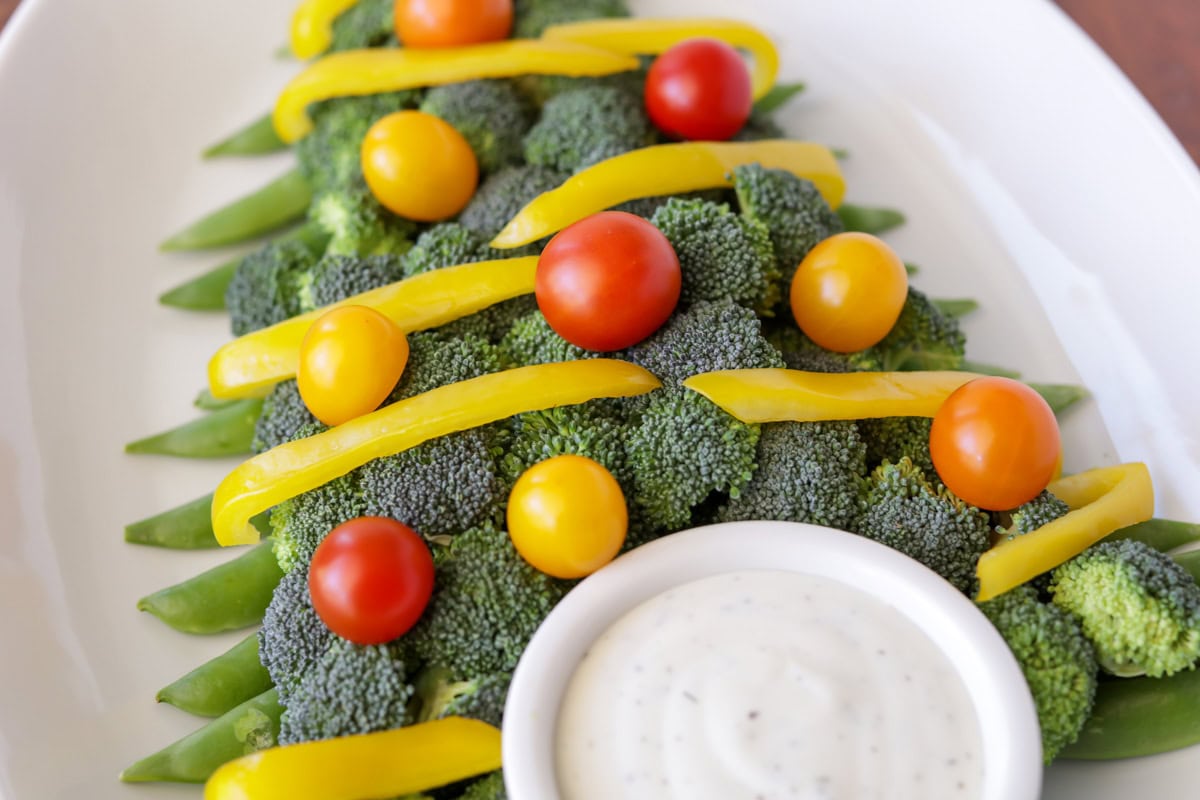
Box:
554;569;983;800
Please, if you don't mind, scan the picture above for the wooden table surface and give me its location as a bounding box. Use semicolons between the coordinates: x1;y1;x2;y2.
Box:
0;0;1196;163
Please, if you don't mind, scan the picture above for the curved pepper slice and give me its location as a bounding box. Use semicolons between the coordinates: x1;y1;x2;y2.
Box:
208;256;537;400
975;463;1154;602
212;360;661;546
290;0;359;59
204;717;501;800
682;369;978;423
541;17;779;101
491;141;844;249
274;42;640;142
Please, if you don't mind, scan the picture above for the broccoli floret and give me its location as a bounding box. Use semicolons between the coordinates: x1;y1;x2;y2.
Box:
416;665;512;728
270;469;365;573
523;86;655;173
979;585;1097;762
650;198;781;314
298;93;419;195
718;421;867;531
400;223;499;278
225;239;320;335
308;252;406;308
851;287;965;371
328;0;396;51
457;771;508;800
765;324;855;374
407;526;571;676
513;0;629;38
309;183;416;258
361;429;504;538
1050;539;1200;677
391;330;505;400
252;380;319;454
857;416;935;476
420;81;536;173
501;401;631;488
279;637;417;745
732;163;843;283
498;309;594;366
440;296;540;345
853;459;992;595
459;164;567;239
996;490;1071;540
259;565;334;702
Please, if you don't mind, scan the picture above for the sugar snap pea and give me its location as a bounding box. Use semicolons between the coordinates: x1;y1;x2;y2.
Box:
931;298;979;318
1060;667;1200;760
1102;518;1200;552
120;688;281;783
158;633;272;717
124;398;264;458
1029;383;1088;416
160;168;312;251
125;492;271;550
137;541;283;634
836;203;906;235
203;112;287;158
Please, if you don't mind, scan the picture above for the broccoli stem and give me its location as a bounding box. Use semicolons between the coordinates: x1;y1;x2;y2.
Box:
136;541;283;634
160;168;312;252
125;492;271;549
120;688;282;783
1102;518;1200;552
157;633;273;718
836;203;906;235
125;398;264;458
202;112;287;158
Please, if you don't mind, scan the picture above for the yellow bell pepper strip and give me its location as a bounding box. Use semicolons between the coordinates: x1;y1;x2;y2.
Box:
682;369;978;423
290;0;359;60
541;17;779;101
212;360;661;546
273;42;641;142
490;140;844;249
204;717;501;800
208;256;537;400
975;463;1155;602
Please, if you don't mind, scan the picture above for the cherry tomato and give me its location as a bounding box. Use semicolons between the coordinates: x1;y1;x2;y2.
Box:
644;38;753;141
508;455;627;579
297;305;409;427
361;111;478;222
929;377;1061;511
394;0;512;48
536;211;681;351
308;517;435;645
789;232;908;353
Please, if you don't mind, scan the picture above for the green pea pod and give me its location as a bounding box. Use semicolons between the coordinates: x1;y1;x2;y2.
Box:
1059;669;1200;760
203;113;287;158
752;82;805;115
836;203;906;235
960;361;1021;379
120;688;282;783
125;492;271;550
137;541;283;634
1174;549;1200;583
160;168;312;252
158;633;272;717
194;387;243;411
931;298;979;319
903;262;919;276
1029;383;1089;416
1101;518;1200;552
125;398;264;458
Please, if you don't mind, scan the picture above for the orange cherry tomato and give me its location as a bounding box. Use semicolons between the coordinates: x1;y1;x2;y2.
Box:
507;455;628;579
929;377;1061;511
789;232;908;353
297;305;409;427
394;0;513;48
361;111;478;222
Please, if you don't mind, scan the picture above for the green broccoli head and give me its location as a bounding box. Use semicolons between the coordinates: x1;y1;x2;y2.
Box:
278;636;417;745
512;0;629;38
733;163;843;283
523;86;655;173
501;400;631;489
440;295;540;345
270;465;365;573
997;490;1071;540
853;458;992;595
857;416;935;476
390;330;505;400
309;183;416;258
518;67;648;109
306;253;405;308
415;665;512;729
420;80;536;173
498;309;594;367
457;771;508;800
851;287;966;372
458;164;568;239
225;239;320;336
765;324;854;374
407;525;572;677
978;585;1097;763
328;0;396;50
650;198;781;315
259;565;334;702
298;92;419;195
1050;539;1200;677
719;421;867;531
399;223;498;278
252;380;319;454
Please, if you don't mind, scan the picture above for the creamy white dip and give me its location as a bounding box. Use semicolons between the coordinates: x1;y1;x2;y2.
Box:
555;569;982;800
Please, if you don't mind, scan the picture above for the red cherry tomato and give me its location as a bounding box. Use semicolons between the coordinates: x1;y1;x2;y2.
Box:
394;0;513;48
644;38;753;141
929;377;1061;511
308;517;434;645
535;211;681;351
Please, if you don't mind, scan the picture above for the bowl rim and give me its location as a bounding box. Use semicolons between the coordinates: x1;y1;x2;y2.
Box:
502;520;1043;800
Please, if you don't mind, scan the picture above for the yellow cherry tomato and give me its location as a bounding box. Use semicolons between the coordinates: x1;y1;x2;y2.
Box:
297;305;409;427
789;232;908;353
507;455;627;579
361;111;478;222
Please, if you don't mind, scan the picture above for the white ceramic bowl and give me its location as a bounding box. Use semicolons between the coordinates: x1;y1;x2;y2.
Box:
503;521;1042;800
